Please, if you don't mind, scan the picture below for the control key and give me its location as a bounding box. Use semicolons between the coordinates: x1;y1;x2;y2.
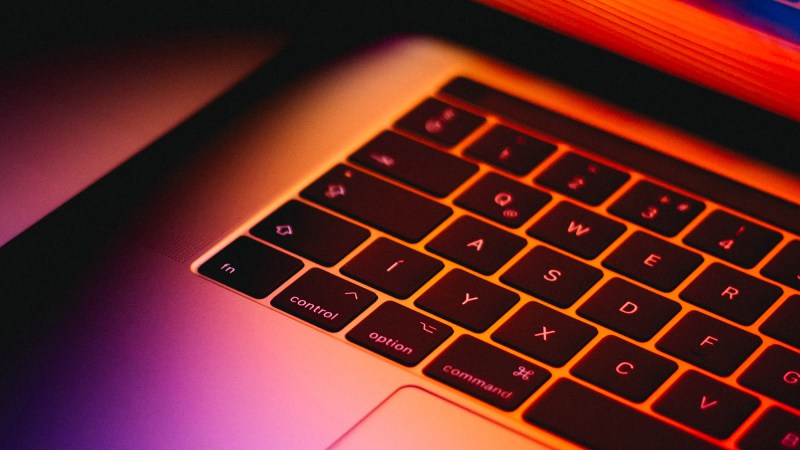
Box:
271;268;376;331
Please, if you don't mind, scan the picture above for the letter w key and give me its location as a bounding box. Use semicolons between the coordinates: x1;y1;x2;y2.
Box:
528;201;625;259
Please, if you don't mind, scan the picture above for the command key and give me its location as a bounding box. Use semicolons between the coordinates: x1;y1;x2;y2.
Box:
424;335;550;410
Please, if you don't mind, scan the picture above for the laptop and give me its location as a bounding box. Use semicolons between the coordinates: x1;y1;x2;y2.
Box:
2;1;798;448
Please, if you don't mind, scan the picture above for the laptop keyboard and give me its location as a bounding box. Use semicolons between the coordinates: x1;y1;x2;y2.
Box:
197;77;799;448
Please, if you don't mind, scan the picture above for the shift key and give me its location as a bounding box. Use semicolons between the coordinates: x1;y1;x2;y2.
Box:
301;165;451;243
424;335;550;411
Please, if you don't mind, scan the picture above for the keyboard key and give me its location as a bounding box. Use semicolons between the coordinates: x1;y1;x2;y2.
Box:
492;301;597;367
250;200;369;266
656;311;761;376
524;379;719;450
527;201;626;259
349;131;478;197
761;240;800;290
603;231;703;292
684;210;782;268
424;334;550;411
463;125;555;175
394;98;485;147
341;237;443;299
454;172;550;228
415;269;519;332
302;165;451;243
571;335;677;402
653;370;759;439
737;407;800;450
739;345;800;410
198;236;303;299
535;152;629;206
501;245;603;307
609;180;704;236
347;301;452;366
680;262;783;325
426;215;526;275
577;277;681;342
271;268;376;331
761;294;800;349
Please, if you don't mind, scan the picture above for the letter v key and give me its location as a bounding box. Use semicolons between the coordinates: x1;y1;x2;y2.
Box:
700;395;718;410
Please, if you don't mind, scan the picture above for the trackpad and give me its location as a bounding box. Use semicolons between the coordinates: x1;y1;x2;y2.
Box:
329;386;551;449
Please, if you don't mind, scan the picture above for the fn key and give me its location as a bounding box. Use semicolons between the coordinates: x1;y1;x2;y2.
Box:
198;236;303;299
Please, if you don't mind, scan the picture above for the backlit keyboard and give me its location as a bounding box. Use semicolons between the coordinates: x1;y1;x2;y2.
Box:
197;77;800;449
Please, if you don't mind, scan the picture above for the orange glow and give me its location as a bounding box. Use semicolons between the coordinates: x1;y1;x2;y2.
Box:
191;37;798;449
482;0;800;121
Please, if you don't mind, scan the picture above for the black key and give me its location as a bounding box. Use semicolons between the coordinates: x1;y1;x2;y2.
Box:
251;200;369;266
577;277;681;342
424;335;550;411
302;165;451;243
347;301;452;366
524;379;719;450
762;240;800;291
656;311;761;376
684;210;782;268
571;335;677;402
442;77;800;237
341;237;443;299
609;180;704;236
527;201;625;259
415;269;519;332
603;231;703;292
738;407;800;450
198;236;303;299
271;268;376;332
349;131;478;197
501;245;603;307
492;301;597;367
680;262;783;325
761;294;800;349
653;370;759;439
739;345;800;410
535;152;629;206
463;125;555;175
426;216;526;275
395;98;484;147
454;172;550;228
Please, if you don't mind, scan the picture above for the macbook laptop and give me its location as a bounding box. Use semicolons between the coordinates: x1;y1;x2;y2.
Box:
2;1;799;448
